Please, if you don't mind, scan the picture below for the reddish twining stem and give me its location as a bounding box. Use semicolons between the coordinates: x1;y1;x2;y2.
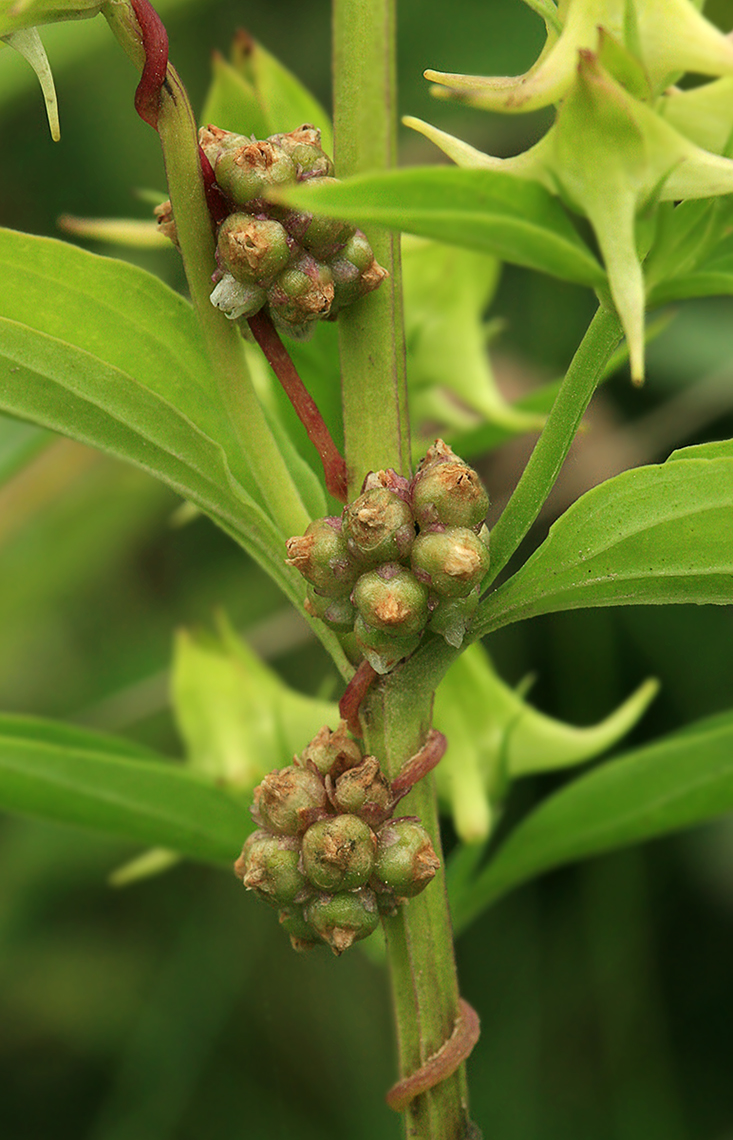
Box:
385;998;481;1113
338;659;377;737
129;0;168;130
198;147;230;225
247;311;348;503
391;729;447;798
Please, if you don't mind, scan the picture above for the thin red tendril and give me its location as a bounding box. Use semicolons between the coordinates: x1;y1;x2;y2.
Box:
248;310;348;503
129;0;168;131
391;729;447;798
339;660;377;737
386;998;481;1112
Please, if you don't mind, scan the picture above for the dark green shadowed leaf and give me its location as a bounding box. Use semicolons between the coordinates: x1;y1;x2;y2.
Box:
278;167;606;287
0;723;247;864
474;455;733;637
449;711;733;933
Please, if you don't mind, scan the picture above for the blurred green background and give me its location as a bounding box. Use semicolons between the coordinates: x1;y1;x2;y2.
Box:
2;1;733;1137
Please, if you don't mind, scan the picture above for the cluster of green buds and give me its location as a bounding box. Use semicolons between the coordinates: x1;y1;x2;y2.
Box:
191;123;387;338
234;723;440;954
286;440;490;671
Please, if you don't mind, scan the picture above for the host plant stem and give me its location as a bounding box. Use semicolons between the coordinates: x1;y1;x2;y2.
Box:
333;1;472;1135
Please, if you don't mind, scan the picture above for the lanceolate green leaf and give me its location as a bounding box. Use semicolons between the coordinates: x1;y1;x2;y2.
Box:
0;724;247;865
449;711;733;933
0;414;50;484
474;455;733;636
280;167;606;287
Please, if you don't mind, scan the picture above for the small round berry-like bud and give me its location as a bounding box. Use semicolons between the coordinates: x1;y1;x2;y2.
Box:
234;830;309;906
352;564;429;638
411;457;489;531
267;254;334;331
428;588;480;648
299;722;363;779
332;755;393;827
354;615;421;675
217;214;291;286
270;125;334;179
374;819;440;898
253;764;328;836
330;231;389;312
343;488;415;566
301;814;376;892
305;887;380;955
215;139;297;206
278;906;322;952
285;517;358;597
210;273;266;321
304;586;356;630
411;528;490;598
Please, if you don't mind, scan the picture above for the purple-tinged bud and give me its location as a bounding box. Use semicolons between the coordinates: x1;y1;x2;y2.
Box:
267;253;334;329
332;755;394;827
411;527;490;598
304;586;356;630
285;517;358;597
278;906;322;952
343;488;416;566
301;814;376;892
305;887;380;955
354;615;421;675
300;722;363;779
352;565;429;637
428;588;480;648
374;819;440;898
253;764;329;836
361;468;411;502
330;230;389;311
234;830;309;906
217;214;291;285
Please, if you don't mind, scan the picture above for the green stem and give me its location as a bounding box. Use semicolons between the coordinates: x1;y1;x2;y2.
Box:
333;3;473;1134
485;304;623;584
364;680;473;1138
332;0;410;495
102;0;310;540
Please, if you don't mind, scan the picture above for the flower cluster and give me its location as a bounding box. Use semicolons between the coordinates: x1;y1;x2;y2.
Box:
234;723;440;954
286;441;490;672
408;0;733;382
194;124;387;338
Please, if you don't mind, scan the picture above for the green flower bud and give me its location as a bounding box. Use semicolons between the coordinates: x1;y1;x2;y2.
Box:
217;214;291;285
234;830;309;906
411;527;490;598
343;488;415;565
332;755;394;827
267;254;334;330
278;905;322;952
304;586;356;630
352;564;429;638
411;443;489;530
305;887;380;955
210;272;266;321
428;588;480;648
354;614;421;675
215;138;297;207
330;230;389;311
270;124;335;179
285;517;358;597
253;764;328;836
300;722;364;779
301;814;376;892
374;819;440;898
